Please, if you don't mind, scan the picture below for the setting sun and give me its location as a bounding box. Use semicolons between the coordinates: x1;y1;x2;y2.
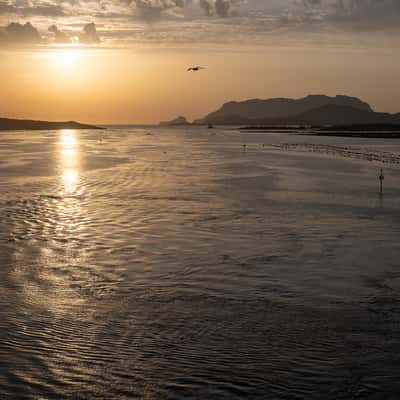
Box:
52;49;79;68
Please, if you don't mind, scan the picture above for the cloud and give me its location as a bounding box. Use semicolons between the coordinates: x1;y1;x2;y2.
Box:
198;0;212;16
120;0;185;19
2;0;400;49
48;24;70;43
0;0;244;23
102;0;243;20
0;0;65;17
290;0;400;29
79;22;101;43
0;20;102;47
0;21;42;45
198;0;242;17
215;0;237;17
0;1;16;13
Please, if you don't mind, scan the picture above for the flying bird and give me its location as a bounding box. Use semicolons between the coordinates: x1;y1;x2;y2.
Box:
187;66;206;72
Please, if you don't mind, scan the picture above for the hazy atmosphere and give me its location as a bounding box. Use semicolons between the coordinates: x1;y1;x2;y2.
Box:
1;0;400;123
2;2;400;400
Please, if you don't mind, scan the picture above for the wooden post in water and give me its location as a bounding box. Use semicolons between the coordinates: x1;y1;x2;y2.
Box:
379;168;384;195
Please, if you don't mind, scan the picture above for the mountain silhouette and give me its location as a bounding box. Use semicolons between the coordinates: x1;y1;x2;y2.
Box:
0;118;103;131
193;94;391;125
256;104;400;126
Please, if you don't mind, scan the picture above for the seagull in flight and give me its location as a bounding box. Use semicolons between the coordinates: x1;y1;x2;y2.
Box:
187;66;206;72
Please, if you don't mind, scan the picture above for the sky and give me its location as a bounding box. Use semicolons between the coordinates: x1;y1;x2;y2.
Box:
1;0;400;124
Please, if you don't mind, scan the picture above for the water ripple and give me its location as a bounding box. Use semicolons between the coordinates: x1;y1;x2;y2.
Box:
1;128;400;399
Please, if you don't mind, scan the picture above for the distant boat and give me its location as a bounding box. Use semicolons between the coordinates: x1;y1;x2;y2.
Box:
208;124;214;129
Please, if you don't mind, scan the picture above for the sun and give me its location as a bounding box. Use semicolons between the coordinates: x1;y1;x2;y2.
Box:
53;49;79;67
34;48;82;73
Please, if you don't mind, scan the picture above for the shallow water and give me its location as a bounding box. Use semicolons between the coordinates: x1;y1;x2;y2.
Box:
1;126;400;399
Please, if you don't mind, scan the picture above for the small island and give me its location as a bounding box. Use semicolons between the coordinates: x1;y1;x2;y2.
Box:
0;117;103;131
159;116;190;126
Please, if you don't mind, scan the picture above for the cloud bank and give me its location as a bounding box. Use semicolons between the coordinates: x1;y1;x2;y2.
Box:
0;0;244;19
0;20;101;46
291;0;400;28
1;0;400;48
0;21;42;44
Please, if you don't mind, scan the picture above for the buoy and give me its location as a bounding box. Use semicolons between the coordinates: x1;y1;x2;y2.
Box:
379;168;384;195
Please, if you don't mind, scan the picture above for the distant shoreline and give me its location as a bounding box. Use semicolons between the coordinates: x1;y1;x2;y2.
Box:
315;132;400;139
240;124;400;138
0;117;104;131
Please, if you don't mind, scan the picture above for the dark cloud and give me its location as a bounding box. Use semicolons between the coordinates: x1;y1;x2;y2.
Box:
0;1;16;13
121;0;186;20
0;1;65;17
198;0;241;17
119;0;242;19
48;24;70;43
25;4;65;17
0;0;244;22
293;0;400;29
198;0;212;16
0;21;42;45
0;20;102;47
215;0;232;17
79;22;101;43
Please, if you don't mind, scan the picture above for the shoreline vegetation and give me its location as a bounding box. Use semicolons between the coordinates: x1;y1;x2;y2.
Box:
0;117;103;131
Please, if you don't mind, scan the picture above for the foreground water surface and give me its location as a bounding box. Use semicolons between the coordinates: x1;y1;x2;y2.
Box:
1;126;400;399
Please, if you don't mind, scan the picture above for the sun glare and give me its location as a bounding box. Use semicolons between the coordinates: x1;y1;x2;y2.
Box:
53;49;79;67
60;129;78;148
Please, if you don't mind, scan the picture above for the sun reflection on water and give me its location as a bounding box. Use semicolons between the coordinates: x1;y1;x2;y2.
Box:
11;129;87;315
58;129;80;193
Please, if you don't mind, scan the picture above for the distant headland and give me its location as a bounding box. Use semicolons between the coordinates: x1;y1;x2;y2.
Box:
0;117;103;131
161;95;400;127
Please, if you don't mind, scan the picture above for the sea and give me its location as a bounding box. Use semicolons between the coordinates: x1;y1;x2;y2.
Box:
1;126;400;399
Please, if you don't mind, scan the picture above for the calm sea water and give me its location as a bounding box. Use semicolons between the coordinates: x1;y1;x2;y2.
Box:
1;126;400;399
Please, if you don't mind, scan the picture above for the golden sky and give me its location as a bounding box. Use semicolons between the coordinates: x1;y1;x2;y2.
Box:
1;0;400;124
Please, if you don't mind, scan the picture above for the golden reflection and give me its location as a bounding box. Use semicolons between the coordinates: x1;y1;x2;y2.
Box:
12;129;87;315
58;129;80;193
63;170;79;189
61;129;78;148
